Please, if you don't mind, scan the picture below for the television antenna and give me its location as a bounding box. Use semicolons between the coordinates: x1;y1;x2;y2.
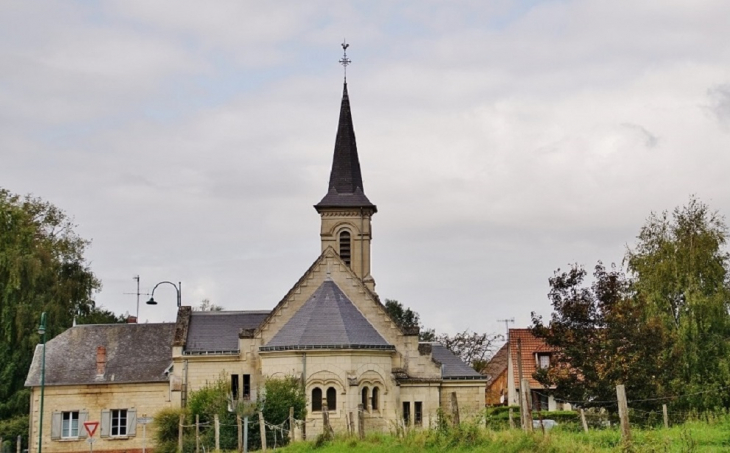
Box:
497;318;515;341
124;275;150;319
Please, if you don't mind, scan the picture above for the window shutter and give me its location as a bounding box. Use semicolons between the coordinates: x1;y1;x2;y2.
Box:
51;412;62;440
78;411;89;438
100;410;110;437
127;409;137;436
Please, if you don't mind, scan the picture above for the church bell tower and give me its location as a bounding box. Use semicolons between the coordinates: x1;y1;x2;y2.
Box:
315;43;377;291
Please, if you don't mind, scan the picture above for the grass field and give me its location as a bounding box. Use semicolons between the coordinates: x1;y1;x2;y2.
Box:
275;418;730;452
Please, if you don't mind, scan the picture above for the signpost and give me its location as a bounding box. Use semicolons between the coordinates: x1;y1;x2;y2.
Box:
83;422;99;453
138;416;154;453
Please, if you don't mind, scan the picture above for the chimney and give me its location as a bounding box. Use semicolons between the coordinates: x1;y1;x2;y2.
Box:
127;315;137;324
96;346;106;376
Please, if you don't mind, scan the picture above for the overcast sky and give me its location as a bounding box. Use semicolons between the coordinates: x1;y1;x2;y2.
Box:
3;1;730;338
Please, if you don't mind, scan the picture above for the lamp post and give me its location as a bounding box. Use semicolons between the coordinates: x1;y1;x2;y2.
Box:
37;312;47;453
146;281;182;307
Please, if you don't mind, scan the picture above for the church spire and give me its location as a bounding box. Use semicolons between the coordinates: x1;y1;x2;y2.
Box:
314;43;376;290
315;43;376;213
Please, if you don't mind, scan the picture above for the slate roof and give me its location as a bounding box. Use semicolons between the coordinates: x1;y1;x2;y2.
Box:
509;328;554;389
315;83;376;212
483;343;509;384
185;310;270;353
430;344;485;380
261;279;393;351
25;323;175;387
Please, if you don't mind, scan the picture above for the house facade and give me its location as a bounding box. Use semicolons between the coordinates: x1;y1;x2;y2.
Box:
25;79;486;452
25;323;176;453
485;328;570;411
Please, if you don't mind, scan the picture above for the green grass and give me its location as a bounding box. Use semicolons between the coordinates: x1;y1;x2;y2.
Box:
274;418;730;452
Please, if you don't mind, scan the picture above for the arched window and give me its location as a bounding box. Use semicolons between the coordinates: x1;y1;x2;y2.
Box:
339;230;351;266
361;387;369;409
312;388;322;412
326;387;337;411
372;387;379;410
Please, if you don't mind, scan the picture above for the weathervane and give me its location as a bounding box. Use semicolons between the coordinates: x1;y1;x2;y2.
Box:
339;40;351;82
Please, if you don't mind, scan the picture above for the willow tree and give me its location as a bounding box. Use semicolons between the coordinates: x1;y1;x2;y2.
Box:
0;188;101;417
627;196;730;409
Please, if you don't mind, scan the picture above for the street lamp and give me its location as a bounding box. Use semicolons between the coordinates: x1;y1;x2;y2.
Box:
146;281;182;307
38;312;47;453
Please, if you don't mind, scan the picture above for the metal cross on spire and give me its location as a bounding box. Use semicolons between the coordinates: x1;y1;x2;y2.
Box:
339;40;351;82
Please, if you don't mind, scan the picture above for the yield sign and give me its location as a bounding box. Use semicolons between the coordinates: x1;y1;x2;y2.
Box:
83;421;99;438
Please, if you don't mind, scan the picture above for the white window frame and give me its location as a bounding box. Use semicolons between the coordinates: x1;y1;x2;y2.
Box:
111;409;128;437
62;411;79;438
538;353;550;369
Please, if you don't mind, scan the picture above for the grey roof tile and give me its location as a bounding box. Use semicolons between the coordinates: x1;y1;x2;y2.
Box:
25;323;175;387
185;311;269;353
430;344;485;379
315;83;376;212
262;280;392;351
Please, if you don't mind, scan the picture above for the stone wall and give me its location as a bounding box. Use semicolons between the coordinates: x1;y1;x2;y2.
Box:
28;382;171;453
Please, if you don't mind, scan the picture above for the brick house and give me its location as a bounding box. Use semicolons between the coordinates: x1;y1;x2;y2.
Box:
485;328;570;411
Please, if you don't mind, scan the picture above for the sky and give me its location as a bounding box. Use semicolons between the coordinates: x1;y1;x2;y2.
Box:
2;0;730;339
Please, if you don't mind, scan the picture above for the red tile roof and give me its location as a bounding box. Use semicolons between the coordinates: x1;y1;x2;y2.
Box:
509;328;554;389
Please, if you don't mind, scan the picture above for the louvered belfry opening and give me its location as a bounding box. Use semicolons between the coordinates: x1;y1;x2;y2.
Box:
339;230;351;266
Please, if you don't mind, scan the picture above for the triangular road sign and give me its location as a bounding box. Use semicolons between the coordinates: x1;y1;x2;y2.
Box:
83;421;99;438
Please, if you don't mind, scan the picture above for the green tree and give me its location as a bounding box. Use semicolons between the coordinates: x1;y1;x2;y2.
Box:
384;299;420;329
0;188;101;418
76;306;126;324
627;196;730;409
385;299;497;371
531;263;669;411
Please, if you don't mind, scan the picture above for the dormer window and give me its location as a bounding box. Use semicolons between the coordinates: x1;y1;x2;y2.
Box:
537;353;550;369
339;230;351;266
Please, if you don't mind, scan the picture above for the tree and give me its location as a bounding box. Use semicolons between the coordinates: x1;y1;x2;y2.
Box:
531;263;669;411
195;298;224;311
627;196;730;409
76;306;126;324
384;299;497;371
437;330;500;373
0;188;101;418
384;299;420;329
384;299;435;341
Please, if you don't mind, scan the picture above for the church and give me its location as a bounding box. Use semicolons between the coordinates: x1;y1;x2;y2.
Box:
25;73;486;453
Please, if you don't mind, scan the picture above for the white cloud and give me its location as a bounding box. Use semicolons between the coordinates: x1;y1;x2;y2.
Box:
2;0;730;336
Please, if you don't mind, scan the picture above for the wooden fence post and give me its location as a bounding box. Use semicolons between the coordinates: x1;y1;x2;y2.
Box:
244;417;249;453
520;379;533;432
178;413;184;453
214;414;220;452
258;411;267;452
580;409;589;433
516;338;525;429
663;404;669;429
450;392;460;427
16;435;21;453
616;384;631;443
195;414;200;453
357;404;365;439
508;408;515;429
289;407;294;442
322;404;333;439
237;415;242;453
